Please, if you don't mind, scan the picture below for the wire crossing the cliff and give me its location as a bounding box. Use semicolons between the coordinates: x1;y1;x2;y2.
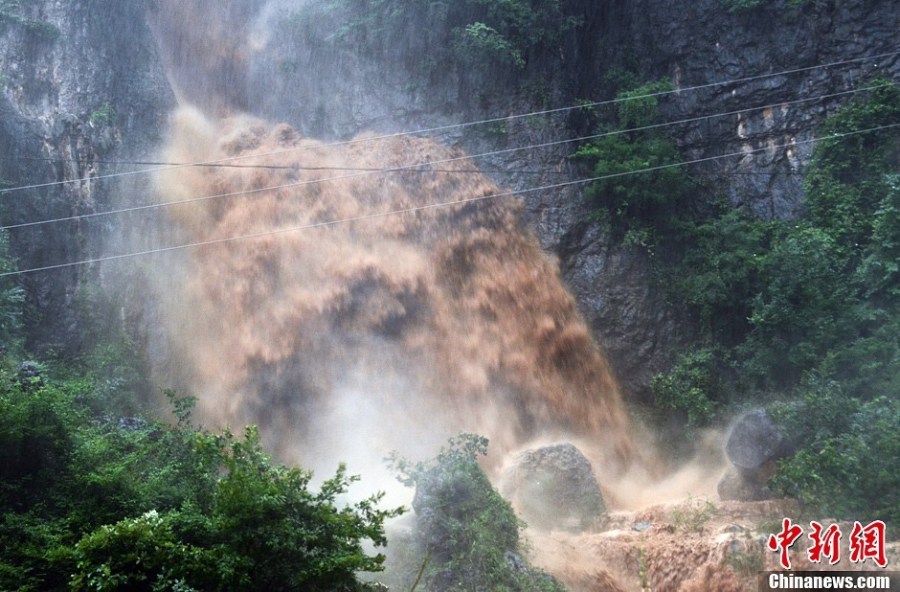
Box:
1;122;897;279
2;156;561;175
0;49;895;196
0;84;890;232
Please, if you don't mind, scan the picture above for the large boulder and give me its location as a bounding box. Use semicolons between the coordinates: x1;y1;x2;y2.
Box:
725;409;787;471
501;443;606;532
719;409;789;501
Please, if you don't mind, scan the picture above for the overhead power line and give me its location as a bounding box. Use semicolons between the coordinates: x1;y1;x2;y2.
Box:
1;83;888;233
0;50;894;196
1;122;896;279
0;155;569;176
1;158;301;171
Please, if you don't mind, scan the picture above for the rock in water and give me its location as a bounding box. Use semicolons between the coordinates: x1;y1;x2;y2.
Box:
502;443;606;532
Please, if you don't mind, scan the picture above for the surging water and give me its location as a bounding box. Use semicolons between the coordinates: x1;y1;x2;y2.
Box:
153;110;636;476
145;0;649;494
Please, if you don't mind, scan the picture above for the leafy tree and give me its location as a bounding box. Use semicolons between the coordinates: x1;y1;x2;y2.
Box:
70;509;208;592
452;22;525;70
615;80;674;129
0;377;90;591
672;208;781;341
740;226;856;388
858;174;900;303
803;80;900;257
71;425;400;591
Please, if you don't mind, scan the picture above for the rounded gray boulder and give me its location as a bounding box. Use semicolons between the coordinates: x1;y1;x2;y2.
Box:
725;409;787;470
501;442;606;532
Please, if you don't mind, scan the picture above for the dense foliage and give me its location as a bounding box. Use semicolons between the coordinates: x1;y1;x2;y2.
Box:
581;78;899;522
388;434;565;592
770;382;899;525
0;380;400;591
573;81;695;247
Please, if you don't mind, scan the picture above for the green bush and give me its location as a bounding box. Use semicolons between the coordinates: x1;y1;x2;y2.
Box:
71;426;400;591
0;379;399;591
672;209;781;339
615;80;674;129
452;22;525;70
573;80;692;246
804;80;900;256
70;510;207;592
740;226;856;388
90;104;116;126
858;174;900;302
390;434;565;592
651;349;719;430
771;388;899;524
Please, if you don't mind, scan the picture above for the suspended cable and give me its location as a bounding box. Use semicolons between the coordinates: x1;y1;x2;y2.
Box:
1;84;887;233
0;50;894;195
2;122;895;279
2;158;301;170
0;156;568;176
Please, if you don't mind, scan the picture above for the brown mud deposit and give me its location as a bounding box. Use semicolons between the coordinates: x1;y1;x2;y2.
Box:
529;500;900;592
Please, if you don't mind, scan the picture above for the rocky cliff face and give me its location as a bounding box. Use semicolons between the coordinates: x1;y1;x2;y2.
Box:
555;0;900;396
613;0;899;217
0;0;896;399
0;0;172;355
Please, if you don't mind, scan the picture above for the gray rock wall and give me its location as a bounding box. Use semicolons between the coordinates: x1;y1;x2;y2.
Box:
534;0;899;398
0;0;173;354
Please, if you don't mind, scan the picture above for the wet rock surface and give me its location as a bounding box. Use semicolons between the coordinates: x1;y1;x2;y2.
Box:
0;0;173;355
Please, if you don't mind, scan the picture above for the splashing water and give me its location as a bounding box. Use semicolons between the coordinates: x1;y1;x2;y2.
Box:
144;0;652;495
153;110;636;476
